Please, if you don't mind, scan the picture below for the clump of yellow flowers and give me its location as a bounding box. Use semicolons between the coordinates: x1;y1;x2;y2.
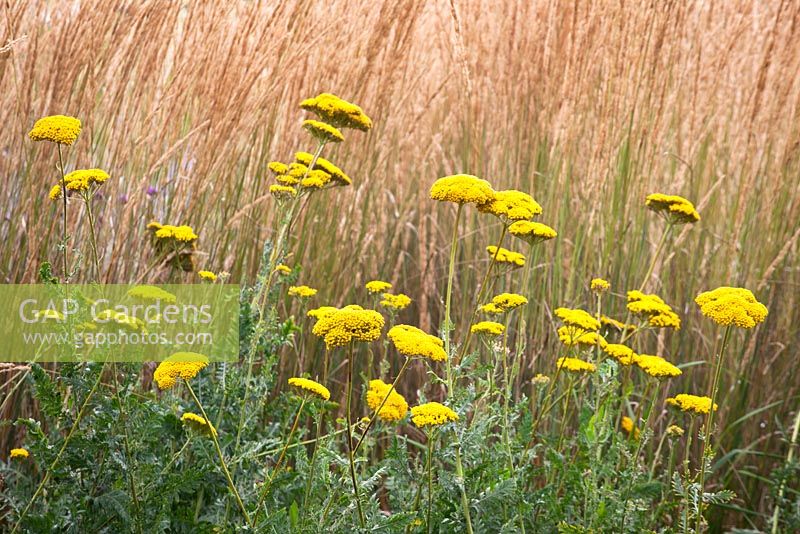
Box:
695;286;768;329
410;402;459;428
366;379;409;422
666;394;718;415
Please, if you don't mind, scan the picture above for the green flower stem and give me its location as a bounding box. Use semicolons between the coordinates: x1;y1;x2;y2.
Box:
57;144;69;280
83;191;101;280
184;379;251;525
770;403;800;534
695;323;732;534
253;396;307;526
426;430;435;534
345;342;366;527
353;356;411;455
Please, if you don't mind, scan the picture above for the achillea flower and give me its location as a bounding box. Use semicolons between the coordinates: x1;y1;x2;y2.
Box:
268;161;288;175
410;402;459;428
590;278;610;293
295;152;351;186
153;352;209;390
300;169;333;189
555;307;600;331
311;305;384;349
307;306;339;320
276;174;300;186
127;285;177;303
49;184;62;201
557;326;607;349
478;189;542;222
556;357;596;374
429;174;495;205
270;184;298;199
666;394;717;415
28;115;81;145
479;303;504;315
366;280;392;294
288;377;331;400
274;264;292;275
94;309;145;331
694;287;768;329
471;321;505;336
533;373;550;386
380;293;411;310
599;314;637;332
198;270;217;282
508;221;557;245
645;193;700;224
387;324;447;361
300;93;373;131
487;293;528;312
181;412;217;437
10;447;29;459
626;291;681;330
155;224;199;243
633;354;681;379
621;416;641;439
287;162;309;179
63;169;110;192
366;379;408;422
288;285;317;298
603;343;636;365
666;425;685;437
303;119;344;143
486;246;525;268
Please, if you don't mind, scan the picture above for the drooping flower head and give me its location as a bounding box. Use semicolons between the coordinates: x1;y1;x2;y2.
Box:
556;357;597;374
28;115;82;145
410;402;459;428
311;305;385;349
590;278;610;293
63;169;110;193
508;220;557;245
602;343;636;365
694;287;768;329
303;119;344;143
626;290;681;330
557;326;607;349
49;184;62;201
486;246;526;268
366;379;408;422
270;184;297;200
633;354;682;379
387;324;447;361
478;189;542;222
288;285;317;298
288;377;331;400
470;321;505;336
429;174;495;205
645;193;700;225
300;93;373;131
181;412;217;438
153;352;209;390
10;447;30;459
380;293;412;311
666;393;718;415
366;280;392;294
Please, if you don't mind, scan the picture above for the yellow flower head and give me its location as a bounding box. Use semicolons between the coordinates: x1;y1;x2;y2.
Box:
486;246;525;268
181;412;217;438
633;354;682;379
387;324;447;361
10;447;30;459
295;152;351;186
366;379;408;422
303;119;344;143
626;290;681;330
153;352;209;390
645;193;700;224
479;303;504;315
274;264;292;275
198;270;217;282
49;184;63;201
489;292;528;312
590;278;610;293
666;394;718;415
270;184;298;199
478;189;542;222
621;416;641;439
288;285;317;298
311;305;385;349
533;373;550;386
288;377;331;400
556;357;596;374
508;220;557;245
602;343;636;365
410;402;459;428
380;293;412;310
694;287;768;329
300;93;373;131
287;162;309;178
28;115;82;145
268;161;289;175
557;326;607;349
470;321;505;336
366;280;392;294
300;169;333;190
63;168;110;192
94;309;145;331
554;307;600;331
155;224;199;243
599;315;637;333
667;425;685;437
276;174;300;186
429;174;495;205
127;285;177;303
307;306;339;320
